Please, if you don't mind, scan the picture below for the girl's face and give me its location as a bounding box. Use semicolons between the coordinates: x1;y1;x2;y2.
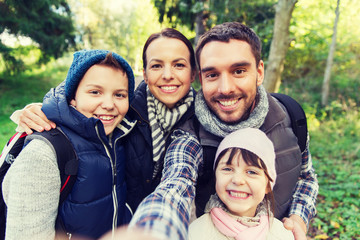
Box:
70;65;129;135
215;150;270;217
144;37;195;109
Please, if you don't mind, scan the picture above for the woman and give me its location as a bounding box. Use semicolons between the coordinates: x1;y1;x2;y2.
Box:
10;28;197;214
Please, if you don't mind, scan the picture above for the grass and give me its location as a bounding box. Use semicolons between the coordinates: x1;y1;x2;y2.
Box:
0;59;69;145
0;61;359;239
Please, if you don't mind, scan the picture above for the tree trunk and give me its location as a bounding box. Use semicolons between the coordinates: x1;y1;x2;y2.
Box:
264;0;297;93
195;11;206;46
321;0;340;106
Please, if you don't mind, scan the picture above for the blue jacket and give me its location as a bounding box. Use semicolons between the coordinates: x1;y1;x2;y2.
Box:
124;81;196;212
42;83;136;239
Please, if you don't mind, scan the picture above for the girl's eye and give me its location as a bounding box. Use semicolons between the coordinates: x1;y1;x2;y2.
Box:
222;167;233;172
247;170;258;175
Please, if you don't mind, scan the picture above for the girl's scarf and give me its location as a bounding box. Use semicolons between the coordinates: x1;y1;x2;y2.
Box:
210;208;270;240
195;85;269;137
147;86;194;178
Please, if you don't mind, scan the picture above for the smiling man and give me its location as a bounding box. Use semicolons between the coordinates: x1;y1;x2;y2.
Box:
130;22;318;240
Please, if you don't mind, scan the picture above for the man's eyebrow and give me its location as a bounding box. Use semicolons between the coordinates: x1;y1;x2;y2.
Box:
231;61;251;68
201;66;216;73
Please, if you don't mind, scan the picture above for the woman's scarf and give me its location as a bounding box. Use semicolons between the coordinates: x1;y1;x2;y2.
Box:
147;86;194;178
195;85;269;137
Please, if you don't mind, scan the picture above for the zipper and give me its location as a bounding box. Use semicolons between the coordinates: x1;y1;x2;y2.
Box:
95;125;118;234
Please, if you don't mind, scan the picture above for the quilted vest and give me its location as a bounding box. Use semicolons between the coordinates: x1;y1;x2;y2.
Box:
180;94;302;219
58;124;130;239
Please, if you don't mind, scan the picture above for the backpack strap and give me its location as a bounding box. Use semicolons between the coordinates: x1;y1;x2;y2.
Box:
270;93;308;152
32;128;78;205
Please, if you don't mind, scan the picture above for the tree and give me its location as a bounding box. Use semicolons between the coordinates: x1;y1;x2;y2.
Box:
321;0;340;106
263;0;297;93
152;0;275;46
0;0;76;70
68;0;161;73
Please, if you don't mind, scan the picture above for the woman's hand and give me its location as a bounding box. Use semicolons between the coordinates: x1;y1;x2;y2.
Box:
19;104;56;134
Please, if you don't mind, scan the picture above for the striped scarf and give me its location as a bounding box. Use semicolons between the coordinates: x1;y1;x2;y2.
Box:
147;86;194;177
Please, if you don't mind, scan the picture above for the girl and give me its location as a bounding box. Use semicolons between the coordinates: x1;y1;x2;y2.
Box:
3;50;136;239
188;128;294;240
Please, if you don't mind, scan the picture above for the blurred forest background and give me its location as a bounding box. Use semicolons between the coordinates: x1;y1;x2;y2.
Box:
0;0;359;239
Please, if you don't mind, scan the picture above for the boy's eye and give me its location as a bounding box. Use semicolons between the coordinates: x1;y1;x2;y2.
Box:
89;90;100;95
115;93;126;98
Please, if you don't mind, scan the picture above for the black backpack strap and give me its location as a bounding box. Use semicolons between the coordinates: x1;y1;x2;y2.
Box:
33;129;78;235
32;128;78;205
271;93;308;152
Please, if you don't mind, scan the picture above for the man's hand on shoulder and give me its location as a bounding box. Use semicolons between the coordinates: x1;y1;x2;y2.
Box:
282;215;307;240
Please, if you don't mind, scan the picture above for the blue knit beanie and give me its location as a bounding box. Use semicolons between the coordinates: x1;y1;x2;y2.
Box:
65;49;135;102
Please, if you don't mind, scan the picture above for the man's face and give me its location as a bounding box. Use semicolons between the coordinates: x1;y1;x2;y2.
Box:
199;39;264;123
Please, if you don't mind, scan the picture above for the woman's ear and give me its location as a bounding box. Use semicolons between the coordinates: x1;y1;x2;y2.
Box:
143;69;148;84
190;70;196;83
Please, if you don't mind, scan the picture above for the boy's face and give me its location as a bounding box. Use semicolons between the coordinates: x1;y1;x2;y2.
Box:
70;65;129;135
215;150;269;217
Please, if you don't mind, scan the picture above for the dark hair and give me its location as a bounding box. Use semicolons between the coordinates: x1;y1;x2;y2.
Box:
195;22;262;69
98;52;125;72
142;28;196;73
214;147;275;217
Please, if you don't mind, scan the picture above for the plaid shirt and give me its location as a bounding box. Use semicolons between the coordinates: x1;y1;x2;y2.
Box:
129;130;318;240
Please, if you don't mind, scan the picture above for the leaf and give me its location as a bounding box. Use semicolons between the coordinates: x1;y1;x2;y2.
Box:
330;220;340;229
314;234;329;239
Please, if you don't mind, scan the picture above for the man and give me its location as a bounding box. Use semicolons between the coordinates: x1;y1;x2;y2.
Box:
129;22;318;240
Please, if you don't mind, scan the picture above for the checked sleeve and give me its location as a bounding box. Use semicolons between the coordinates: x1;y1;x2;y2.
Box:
289;134;319;226
129;129;203;240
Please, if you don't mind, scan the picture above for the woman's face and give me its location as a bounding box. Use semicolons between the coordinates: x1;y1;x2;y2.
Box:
144;37;195;109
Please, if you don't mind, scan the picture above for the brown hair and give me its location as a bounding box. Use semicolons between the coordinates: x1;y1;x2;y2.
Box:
195;22;262;70
97;52;125;72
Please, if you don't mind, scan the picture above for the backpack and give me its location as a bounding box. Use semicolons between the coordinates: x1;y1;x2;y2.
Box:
270;93;308;153
0;128;78;240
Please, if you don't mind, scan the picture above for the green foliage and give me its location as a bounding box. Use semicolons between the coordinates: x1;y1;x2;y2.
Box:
307;106;360;239
283;0;360;106
152;0;276;58
68;0;161;74
0;56;70;145
0;0;76;71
